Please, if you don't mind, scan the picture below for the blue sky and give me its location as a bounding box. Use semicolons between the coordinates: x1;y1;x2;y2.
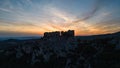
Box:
0;0;120;36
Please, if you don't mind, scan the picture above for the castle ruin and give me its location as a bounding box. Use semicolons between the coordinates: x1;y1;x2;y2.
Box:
43;30;74;38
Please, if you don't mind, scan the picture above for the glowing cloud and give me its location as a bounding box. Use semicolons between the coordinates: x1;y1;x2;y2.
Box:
0;0;120;36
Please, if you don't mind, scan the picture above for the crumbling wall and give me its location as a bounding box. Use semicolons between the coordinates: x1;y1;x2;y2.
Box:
43;30;74;38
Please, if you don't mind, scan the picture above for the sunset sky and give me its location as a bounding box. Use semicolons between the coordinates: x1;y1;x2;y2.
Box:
0;0;120;37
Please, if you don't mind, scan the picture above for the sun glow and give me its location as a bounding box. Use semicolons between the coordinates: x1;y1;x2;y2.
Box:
0;0;120;36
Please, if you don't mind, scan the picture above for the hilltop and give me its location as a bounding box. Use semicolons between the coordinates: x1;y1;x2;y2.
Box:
0;31;120;68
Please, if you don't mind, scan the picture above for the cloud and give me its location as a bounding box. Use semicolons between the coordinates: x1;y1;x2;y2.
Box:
91;19;120;33
0;8;13;13
0;0;120;36
43;6;76;23
42;5;110;35
72;0;104;23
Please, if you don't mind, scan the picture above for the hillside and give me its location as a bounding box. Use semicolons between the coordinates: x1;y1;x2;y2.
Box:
0;32;120;68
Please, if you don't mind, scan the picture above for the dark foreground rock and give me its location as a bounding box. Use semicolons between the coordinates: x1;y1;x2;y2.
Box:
0;32;120;68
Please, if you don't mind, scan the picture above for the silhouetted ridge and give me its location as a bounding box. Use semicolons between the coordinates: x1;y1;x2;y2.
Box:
0;30;120;68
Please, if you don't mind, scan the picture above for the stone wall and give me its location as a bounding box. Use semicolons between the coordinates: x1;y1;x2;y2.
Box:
43;30;74;38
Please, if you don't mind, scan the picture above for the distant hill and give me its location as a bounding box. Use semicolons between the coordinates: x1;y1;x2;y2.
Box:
76;31;120;40
0;36;41;41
